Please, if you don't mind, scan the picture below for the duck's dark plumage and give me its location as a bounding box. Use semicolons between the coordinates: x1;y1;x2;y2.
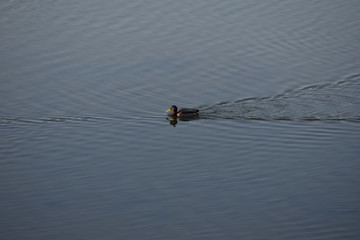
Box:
166;105;199;117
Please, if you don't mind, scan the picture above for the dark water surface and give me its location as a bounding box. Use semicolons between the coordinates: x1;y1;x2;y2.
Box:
1;1;360;239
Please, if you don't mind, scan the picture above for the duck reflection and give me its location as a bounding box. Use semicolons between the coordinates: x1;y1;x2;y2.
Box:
166;115;199;126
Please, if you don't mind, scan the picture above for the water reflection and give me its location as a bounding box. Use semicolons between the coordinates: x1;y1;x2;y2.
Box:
166;115;199;126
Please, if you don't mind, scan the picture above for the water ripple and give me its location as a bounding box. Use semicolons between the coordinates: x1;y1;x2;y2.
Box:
200;74;360;121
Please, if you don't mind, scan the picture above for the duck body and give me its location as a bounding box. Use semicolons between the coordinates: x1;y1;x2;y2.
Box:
166;105;199;117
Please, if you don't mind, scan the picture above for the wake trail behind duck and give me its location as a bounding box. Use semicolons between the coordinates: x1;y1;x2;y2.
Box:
200;73;360;121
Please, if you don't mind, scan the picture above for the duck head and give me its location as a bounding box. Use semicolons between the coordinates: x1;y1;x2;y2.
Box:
166;105;178;116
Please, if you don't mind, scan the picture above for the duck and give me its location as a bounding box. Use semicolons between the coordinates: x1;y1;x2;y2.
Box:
166;105;199;117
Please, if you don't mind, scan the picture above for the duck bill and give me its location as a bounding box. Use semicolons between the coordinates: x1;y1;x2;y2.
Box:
166;108;171;112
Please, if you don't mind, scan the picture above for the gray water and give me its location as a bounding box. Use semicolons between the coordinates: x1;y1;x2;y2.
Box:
1;0;360;239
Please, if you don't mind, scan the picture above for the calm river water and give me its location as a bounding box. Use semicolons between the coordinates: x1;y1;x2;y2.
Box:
1;1;360;239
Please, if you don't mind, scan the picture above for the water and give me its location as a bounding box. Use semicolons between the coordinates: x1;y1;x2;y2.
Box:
1;0;360;239
200;74;360;121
